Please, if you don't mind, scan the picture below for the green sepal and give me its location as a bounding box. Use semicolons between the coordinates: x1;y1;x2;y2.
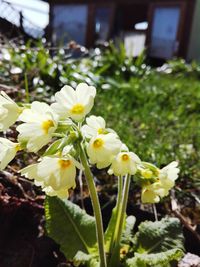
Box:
43;139;62;156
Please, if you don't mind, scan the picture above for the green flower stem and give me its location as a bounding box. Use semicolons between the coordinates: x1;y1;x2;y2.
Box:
79;145;107;267
110;176;123;251
24;72;30;103
116;176;123;212
109;174;131;266
116;174;131;244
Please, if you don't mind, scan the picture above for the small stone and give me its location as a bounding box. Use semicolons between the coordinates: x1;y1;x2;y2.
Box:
178;253;200;267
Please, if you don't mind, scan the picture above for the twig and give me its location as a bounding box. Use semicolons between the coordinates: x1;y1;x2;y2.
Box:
170;191;200;242
2;167;35;201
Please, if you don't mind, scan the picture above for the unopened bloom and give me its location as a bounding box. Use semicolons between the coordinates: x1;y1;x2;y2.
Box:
0;91;21;131
81;115;115;138
17;102;58;152
51;83;96;121
21;155;81;198
108;151;141;176
0;138;20;170
87;133;122;169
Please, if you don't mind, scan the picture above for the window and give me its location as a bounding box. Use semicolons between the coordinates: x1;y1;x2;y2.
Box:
94;7;112;42
52;5;88;45
149;6;181;59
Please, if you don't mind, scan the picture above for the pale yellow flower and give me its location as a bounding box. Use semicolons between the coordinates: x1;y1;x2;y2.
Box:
139;162;159;179
21;155;81;198
141;183;161;203
0;138;20;170
87;133;122;169
141;161;180;203
108;151;141;176
17;101;58;152
159;161;179;191
51;83;96;121
81;115;115;138
0;91;21;131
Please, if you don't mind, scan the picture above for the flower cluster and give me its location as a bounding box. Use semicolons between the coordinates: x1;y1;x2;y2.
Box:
0;83;179;203
138;161;179;203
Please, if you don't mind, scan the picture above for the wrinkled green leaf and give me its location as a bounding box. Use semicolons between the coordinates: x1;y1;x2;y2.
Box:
126;248;184;267
121;216;136;244
45;196;97;260
73;251;99;267
126;217;184;267
133;217;184;253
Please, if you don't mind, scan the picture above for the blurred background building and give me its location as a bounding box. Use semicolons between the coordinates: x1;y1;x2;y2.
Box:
0;0;200;61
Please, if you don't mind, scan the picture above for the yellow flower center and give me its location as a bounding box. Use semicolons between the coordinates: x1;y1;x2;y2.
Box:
15;144;21;152
59;159;71;169
93;138;104;149
120;246;129;256
98;128;104;134
141;169;153;179
121;154;129;161
71;104;84;115
42;120;54;134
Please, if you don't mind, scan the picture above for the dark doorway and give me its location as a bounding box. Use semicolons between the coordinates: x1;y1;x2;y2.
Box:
113;3;148;57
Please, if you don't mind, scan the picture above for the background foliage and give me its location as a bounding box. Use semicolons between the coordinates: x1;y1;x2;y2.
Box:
0;40;200;195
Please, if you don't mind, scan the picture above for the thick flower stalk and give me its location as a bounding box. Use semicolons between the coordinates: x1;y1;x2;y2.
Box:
79;145;107;267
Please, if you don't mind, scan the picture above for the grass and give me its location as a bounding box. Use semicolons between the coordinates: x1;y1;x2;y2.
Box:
94;73;200;187
0;40;199;190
